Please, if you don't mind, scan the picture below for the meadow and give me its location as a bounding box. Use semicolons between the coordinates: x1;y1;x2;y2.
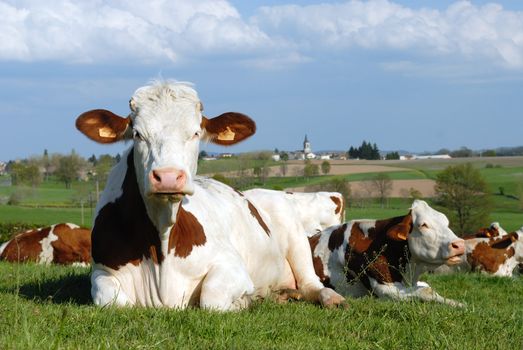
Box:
0;157;522;349
0;263;522;349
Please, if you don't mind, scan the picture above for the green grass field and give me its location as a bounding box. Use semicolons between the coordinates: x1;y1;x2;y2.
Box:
0;263;521;349
0;158;522;348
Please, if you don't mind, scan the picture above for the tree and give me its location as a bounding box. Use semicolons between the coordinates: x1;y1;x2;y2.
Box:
95;154;116;187
321;160;331;175
347;141;381;160
434;163;492;235
303;160;319;179
309;178;352;211
450;147;474;158
371;173;393;208
9;162;42;187
56;151;83;189
385;152;400;160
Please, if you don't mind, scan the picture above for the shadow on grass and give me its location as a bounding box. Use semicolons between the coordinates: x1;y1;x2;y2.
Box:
5;272;92;305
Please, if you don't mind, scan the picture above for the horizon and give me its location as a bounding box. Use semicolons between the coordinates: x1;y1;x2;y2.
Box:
1;0;522;161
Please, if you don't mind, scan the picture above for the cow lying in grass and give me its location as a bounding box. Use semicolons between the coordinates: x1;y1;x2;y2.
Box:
308;200;466;306
453;227;523;277
76;80;345;310
0;223;91;266
243;188;344;237
462;222;508;240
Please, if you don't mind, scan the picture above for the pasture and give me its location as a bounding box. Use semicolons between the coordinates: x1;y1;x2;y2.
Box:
0;157;522;348
0;263;522;349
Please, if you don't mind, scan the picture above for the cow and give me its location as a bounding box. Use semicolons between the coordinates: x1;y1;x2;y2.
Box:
462;222;508;240
458;227;523;277
243;189;344;237
0;223;91;266
75;80;345;310
308;200;466;306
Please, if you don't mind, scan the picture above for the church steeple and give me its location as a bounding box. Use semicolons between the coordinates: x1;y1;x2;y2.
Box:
303;135;311;154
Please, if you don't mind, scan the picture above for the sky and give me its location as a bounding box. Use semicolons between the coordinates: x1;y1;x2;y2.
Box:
1;0;523;161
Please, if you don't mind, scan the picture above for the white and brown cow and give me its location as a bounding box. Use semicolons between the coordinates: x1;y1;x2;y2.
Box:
0;223;91;265
459;227;523;277
462;222;508;240
76;81;344;310
309;200;465;306
244;189;344;237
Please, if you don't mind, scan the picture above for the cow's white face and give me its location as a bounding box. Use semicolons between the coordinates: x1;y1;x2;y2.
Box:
76;81;255;206
406;200;465;266
129;84;203;199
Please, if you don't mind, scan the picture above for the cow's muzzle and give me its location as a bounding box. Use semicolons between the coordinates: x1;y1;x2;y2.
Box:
446;239;465;265
149;168;194;196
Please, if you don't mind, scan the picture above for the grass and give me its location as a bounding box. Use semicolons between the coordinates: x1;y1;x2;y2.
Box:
0;205;93;228
0;262;522;349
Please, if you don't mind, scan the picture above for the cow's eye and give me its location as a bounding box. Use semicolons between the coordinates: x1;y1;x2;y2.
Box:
192;131;201;139
420;223;429;229
133;130;143;141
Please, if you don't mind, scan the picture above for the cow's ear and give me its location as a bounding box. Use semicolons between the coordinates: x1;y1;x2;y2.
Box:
386;214;412;241
491;232;518;249
201;112;256;146
76;109;131;144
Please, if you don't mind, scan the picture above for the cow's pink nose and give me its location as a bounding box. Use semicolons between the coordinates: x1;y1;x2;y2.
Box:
449;239;465;256
150;168;187;193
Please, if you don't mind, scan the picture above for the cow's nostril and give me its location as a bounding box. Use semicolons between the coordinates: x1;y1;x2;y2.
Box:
152;170;162;183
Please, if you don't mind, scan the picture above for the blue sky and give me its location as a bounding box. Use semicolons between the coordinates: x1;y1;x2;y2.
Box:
1;0;522;161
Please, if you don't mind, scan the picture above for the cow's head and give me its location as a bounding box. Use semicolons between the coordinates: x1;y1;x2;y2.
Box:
76;81;255;202
386;200;465;267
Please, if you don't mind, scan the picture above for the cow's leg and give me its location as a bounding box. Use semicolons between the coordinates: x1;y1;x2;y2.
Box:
199;263;255;311
411;282;465;307
369;278;464;307
283;226;346;308
91;268;132;307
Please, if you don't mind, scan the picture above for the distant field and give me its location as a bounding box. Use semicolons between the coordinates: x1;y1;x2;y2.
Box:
0;156;521;233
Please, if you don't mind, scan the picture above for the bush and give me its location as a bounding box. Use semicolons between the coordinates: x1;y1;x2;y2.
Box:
0;222;43;242
7;192;23;206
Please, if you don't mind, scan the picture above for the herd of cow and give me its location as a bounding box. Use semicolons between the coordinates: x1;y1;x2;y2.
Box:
1;81;522;311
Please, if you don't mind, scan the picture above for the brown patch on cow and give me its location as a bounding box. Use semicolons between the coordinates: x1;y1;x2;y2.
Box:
490;232;518;249
328;224;347;251
202;112;256;146
330;196;343;215
348;223;374;253
234;189;245;197
168;205;207;258
76;109;130;144
385;213;413;241
0;227;50;262
308;234;334;289
247;200;271;236
91;149;163;270
343;215;411;288
463;225;503;240
50;224;91;264
468;238;516;273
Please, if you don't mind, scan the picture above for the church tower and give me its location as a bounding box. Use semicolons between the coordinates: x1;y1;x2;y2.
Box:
303;135;311;154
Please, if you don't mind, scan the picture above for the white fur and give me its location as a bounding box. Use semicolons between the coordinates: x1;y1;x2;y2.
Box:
244;189;344;237
38;225;59;264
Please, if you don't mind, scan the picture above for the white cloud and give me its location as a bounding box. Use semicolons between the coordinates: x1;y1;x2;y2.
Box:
0;0;522;71
253;1;523;69
0;0;269;63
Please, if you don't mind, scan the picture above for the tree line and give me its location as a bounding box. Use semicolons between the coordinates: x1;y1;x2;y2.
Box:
5;150;119;189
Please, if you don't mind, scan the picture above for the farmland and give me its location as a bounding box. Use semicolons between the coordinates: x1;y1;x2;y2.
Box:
0;156;522;348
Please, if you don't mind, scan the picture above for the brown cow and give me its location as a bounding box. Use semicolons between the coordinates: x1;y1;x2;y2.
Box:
0;223;91;265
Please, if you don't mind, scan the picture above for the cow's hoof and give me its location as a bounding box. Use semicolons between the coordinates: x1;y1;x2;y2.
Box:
275;288;303;303
319;288;348;309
